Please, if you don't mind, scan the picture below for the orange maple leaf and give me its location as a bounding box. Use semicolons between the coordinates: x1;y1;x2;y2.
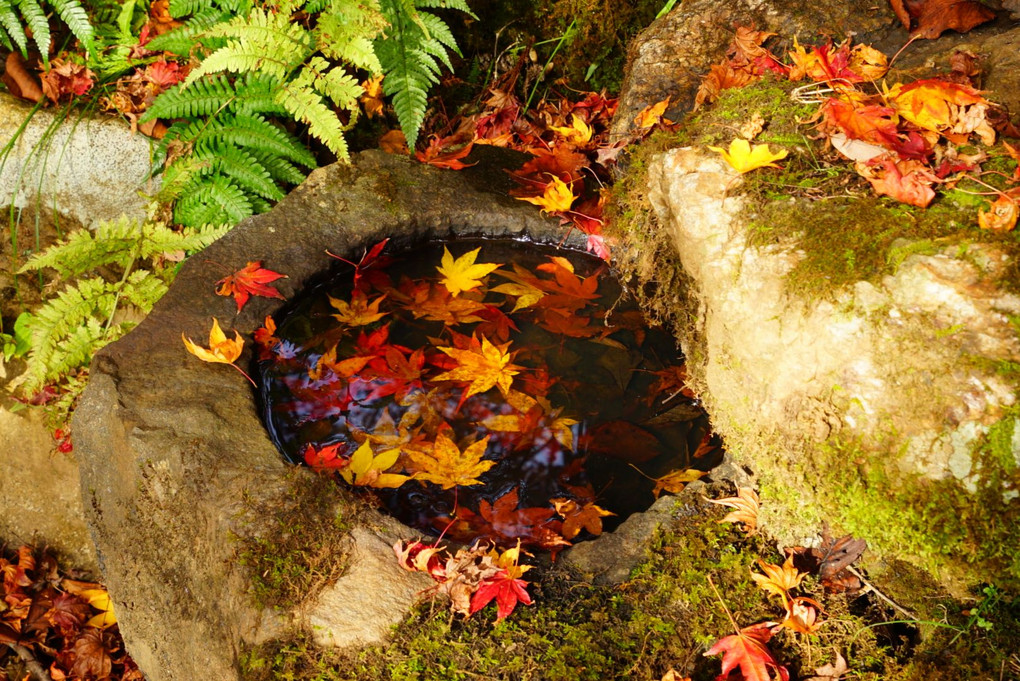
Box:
329;292;388;326
409;430;495;489
781;596;823;634
886;79;987;137
818;99;900;148
650;468;707;499
550;498;615;539
634;97;672;128
416;135;477;170
215;260;287;312
433;335;522;405
751;555;806;603
858;157;938;208
360;75;384;118
978;195;1018;232
705;622;789;681
709;487;760;534
182;318;243;364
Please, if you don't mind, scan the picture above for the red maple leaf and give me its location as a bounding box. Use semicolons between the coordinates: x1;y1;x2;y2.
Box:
215;261;287;312
416;134;477;170
327;238;392;293
303;442;349;470
705;622;789;681
469;569;533;620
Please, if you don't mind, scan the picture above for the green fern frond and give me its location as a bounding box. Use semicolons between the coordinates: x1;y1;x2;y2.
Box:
0;0;28;54
248;149;307;186
142;74;238;121
314;1;385;73
168;0;214;17
174;175;253;227
17;0;51;65
275;71;349;160
193;145;284;201
49;0;95;55
20;216;143;278
144;7;231;55
375;0;471;150
415;0;475;15
209;113;317;168
120;269;171;309
185;8;314;84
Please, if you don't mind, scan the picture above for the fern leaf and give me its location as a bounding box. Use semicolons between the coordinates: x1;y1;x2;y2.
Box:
0;0;28;55
276;75;349;160
168;0;213;18
49;0;95;55
185;8;314;85
314;1;386;73
17;0;51;66
120;269;170;311
229;72;287;116
141;74;238;121
416;0;475;17
210;113;317;168
19;216;143;278
174;175;253;228
192;145;284;201
144;7;230;55
248;149;307;186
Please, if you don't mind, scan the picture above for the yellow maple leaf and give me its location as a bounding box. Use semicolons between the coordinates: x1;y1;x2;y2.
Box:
436;246;501;296
885;80;986;135
182;318;243;364
433;335;522;401
488;540;533;580
491;280;546;312
847;43;888;82
329;292;388;326
340;440;410;489
409;430;495;489
708;138;788;173
708;487;760;534
518;176;576;214
549;114;593;144
751;555;805;602
81;588;117;629
651;468;707;499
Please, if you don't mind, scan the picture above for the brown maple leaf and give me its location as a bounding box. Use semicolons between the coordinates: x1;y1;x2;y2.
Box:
897;0;996;39
40;59;95;103
71;628;113;679
215;261;287;312
709;487;760;534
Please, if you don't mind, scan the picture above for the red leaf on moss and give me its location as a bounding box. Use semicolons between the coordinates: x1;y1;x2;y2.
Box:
705;622;789;681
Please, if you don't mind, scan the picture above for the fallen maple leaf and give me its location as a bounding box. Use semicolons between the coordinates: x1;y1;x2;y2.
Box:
709;487;760;534
549;114;593;145
360;75;384;118
71;628;113;679
409;430;495;489
978;195;1018;232
215;261;287;312
80;588;117;629
469;543;534;621
705;622;789;681
635;98;672;128
858;157;938;207
896;0;996;39
437;246;501;296
651;468;707;499
329;292;388;326
805;651;848;681
182;318;243;364
340;440;410;488
781;596;823;634
303;442;348;470
751;555;805;602
709;138;788;173
550;498;615;539
517;175;576;214
40;59;95;103
416;135;477;170
379;129;409;154
433;335;522;405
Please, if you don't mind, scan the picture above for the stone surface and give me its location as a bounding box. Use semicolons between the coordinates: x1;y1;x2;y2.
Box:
0;92;155;229
73;147;590;681
642;146;1020;585
610;0;896;141
0;406;98;574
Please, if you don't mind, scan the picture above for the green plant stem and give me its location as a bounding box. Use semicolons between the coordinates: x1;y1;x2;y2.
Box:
524;18;575;112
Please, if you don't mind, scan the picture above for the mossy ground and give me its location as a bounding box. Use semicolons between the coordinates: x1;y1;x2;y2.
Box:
236;471;360;610
239;500;1020;680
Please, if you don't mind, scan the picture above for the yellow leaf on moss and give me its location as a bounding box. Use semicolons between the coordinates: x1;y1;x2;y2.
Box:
751;555;805;602
708;138;788;173
436;246;501;296
182;318;243;364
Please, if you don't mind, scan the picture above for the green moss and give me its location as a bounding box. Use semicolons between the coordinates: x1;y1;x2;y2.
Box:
236;472;359;610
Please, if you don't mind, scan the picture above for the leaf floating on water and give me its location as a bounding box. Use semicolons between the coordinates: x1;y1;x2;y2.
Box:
409;430;495;489
650;468;707;499
437;246;501;296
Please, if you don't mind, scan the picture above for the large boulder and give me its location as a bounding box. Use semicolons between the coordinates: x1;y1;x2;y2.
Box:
72;149;592;681
637;146;1020;591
